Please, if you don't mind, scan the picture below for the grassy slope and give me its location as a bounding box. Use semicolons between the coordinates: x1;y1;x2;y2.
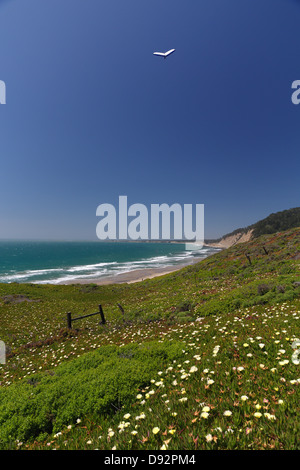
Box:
0;227;299;450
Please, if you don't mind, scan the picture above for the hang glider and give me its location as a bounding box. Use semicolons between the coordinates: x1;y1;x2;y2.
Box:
153;49;175;59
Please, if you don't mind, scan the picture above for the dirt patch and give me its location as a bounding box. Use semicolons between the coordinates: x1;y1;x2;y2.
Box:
1;295;41;304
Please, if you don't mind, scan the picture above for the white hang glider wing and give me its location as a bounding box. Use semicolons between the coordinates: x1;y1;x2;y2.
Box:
153;48;175;59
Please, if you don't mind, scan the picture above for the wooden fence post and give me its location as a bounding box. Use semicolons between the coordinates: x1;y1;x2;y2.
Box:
67;312;72;329
245;254;251;265
118;303;126;323
99;305;106;324
67;306;106;328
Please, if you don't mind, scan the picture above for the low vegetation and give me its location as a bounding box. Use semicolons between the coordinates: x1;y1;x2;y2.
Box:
0;227;299;450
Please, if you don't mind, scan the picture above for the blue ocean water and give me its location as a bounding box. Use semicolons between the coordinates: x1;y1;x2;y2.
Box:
0;241;219;284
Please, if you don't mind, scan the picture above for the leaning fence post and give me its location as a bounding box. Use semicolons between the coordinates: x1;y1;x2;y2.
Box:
99;305;106;324
67;312;72;329
117;303;126;322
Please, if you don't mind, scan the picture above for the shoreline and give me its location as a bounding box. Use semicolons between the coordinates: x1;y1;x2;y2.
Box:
58;257;205;286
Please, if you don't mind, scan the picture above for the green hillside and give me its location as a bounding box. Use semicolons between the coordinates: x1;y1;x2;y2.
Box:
0;227;299;450
208;207;300;243
252;207;300;237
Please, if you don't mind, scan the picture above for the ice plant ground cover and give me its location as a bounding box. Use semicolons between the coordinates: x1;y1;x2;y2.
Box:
0;227;299;450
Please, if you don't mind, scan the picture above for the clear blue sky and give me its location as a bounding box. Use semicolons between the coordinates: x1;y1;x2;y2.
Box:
0;0;299;240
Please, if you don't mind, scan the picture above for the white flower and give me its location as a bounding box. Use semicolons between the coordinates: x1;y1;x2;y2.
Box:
264;413;276;420
225;427;234;434
202;406;210;412
278;360;289;366
179;397;188;402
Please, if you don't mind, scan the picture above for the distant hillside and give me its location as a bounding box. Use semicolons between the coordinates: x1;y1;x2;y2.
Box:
206;207;300;248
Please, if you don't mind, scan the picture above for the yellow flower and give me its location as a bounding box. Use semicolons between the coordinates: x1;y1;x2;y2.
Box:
152;427;160;435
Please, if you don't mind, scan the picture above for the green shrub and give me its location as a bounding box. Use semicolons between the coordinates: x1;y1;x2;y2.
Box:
0;340;185;446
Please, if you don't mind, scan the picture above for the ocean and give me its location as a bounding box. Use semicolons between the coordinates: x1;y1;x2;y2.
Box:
0;240;220;285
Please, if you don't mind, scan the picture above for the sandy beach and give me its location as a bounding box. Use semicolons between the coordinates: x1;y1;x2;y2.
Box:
60;258;203;286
